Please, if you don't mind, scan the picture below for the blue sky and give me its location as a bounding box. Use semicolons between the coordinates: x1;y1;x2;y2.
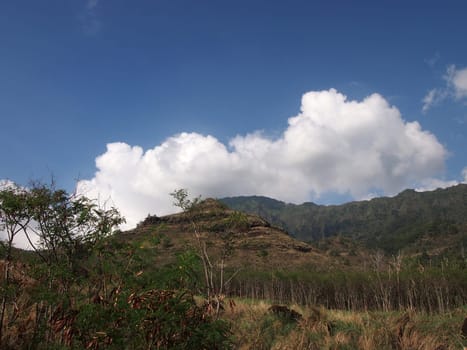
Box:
1;0;467;226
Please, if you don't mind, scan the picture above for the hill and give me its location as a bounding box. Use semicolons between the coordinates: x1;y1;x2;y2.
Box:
121;198;370;271
220;184;467;254
120;198;467;311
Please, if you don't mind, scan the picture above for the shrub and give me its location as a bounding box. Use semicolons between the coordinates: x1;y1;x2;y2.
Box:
74;288;232;349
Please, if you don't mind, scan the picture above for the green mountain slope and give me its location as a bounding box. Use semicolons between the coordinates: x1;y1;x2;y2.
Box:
220;184;467;253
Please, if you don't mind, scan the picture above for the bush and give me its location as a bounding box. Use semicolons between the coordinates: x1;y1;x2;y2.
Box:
74;288;232;349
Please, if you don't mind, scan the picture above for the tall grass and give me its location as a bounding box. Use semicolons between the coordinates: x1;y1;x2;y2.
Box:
223;298;467;349
227;265;467;313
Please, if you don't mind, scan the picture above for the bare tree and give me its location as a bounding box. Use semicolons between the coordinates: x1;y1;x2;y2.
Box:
171;189;240;318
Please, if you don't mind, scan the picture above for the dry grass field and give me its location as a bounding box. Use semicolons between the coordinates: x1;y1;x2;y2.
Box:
221;298;467;350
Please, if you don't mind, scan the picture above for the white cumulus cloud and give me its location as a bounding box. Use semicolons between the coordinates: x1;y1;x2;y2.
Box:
78;89;449;229
415;166;467;192
422;65;467;112
462;167;467;182
446;65;467;100
415;178;460;192
422;88;447;113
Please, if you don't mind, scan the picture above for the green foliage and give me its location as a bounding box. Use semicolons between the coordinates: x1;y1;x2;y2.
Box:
0;182;234;349
73;288;232;350
71;237;231;349
170;188;201;212
245;313;299;349
221;184;467;253
0;185;30;239
161;234;173;248
148;250;203;291
206;212;250;233
4;182;467;348
329;319;362;339
329;249;340;257
226;212;250;231
257;249;268;258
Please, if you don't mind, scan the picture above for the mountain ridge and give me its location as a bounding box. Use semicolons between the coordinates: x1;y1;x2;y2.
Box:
220;184;467;254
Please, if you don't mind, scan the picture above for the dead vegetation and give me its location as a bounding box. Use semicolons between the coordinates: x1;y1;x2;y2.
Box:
223;298;467;349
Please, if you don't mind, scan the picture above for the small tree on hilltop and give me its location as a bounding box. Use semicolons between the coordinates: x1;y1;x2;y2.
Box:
171;189;240;318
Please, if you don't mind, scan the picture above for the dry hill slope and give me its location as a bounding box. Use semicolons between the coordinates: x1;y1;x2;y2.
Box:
120;198;370;271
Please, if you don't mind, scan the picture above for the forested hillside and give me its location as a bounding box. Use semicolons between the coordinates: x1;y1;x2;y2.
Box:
221;184;467;253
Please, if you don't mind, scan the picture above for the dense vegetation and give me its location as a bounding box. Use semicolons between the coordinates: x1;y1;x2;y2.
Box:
227;263;467;313
220;184;467;254
1;183;466;349
0;184;231;349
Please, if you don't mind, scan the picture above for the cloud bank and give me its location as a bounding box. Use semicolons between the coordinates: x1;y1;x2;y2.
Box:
422;65;467;112
77;89;449;229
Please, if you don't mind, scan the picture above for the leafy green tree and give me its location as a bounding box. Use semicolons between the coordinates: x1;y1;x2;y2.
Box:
0;183;31;347
1;181;125;348
1;183;233;348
